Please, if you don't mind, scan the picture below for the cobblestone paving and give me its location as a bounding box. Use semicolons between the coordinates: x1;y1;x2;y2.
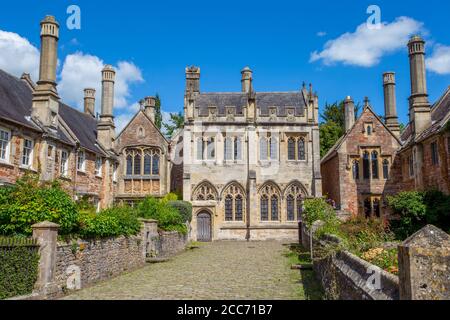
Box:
64;241;314;300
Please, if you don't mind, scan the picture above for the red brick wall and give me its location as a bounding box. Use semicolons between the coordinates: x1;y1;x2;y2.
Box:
321;153;341;206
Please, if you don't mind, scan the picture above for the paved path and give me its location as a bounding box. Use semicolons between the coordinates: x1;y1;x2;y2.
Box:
64;241;319;300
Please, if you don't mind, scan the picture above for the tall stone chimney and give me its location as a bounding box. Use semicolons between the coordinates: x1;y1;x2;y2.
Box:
408;35;431;137
97;65;116;151
84;88;96;118
143;96;156;123
32;15;60;127
241;67;253;93
383;72;401;137
185;66;200;94
344;96;355;132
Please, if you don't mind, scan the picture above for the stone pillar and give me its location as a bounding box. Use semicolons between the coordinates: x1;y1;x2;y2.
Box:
32;221;59;296
143;96;156;123
97;65;116;151
398;225;450;300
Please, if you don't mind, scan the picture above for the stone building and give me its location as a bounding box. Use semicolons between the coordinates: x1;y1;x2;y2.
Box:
321;96;402;218
114;97;171;204
182;66;322;241
321;35;450;219
0;15;173;209
398;36;450;195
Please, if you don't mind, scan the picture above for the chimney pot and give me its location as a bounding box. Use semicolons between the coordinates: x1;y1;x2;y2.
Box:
344;96;355;132
84;88;96;118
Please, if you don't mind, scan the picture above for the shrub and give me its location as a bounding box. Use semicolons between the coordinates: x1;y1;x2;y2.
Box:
167;201;193;223
160;193;179;204
303;198;337;228
0;239;39;300
78;206;141;239
137;197;187;235
0;174;79;236
388;190;450;239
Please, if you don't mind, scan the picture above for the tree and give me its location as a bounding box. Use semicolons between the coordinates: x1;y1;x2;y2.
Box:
319;100;360;158
154;94;163;130
163;112;184;138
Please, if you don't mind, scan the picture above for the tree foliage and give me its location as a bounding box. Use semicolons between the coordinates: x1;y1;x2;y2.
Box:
154;94;163;130
163;112;184;138
319;101;360;158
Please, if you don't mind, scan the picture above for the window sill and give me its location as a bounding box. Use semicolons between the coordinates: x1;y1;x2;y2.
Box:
0;161;14;168
19;165;37;172
59;175;72;182
95;175;103;179
77;170;87;175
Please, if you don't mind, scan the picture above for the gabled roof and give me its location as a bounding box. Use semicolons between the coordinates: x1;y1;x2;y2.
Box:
115;109;169;145
194;90;307;117
321;105;402;163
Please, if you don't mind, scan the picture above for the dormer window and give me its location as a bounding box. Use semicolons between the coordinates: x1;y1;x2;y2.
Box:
364;123;374;136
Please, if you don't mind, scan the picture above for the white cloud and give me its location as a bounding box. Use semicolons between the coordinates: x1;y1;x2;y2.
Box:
58;52;144;113
317;31;327;37
0;30;39;81
310;17;424;67
427;45;450;75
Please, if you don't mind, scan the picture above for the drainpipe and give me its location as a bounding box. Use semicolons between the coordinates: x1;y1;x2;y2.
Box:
73;142;80;202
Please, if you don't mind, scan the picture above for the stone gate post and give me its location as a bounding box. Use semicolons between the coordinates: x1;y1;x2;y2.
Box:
32;221;60;297
398;225;450;300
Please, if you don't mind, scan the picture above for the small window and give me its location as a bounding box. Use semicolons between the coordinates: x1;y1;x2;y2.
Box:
383;160;389;180
269;137;278;160
352;160;360;180
260;137;268;160
196;138;203;160
60;150;69;177
298;138;306;161
0;128;11;161
224;137;233;161
367;126;372;135
77;150;86;172
22;139;34;167
234;137;242;160
431;142;439;165
363;152;370;179
95;156;103;177
288;138;295;160
47;145;54;158
207;137;215;160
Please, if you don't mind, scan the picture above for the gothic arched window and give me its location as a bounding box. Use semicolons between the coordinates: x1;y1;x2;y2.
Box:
144;153;151;175
298;138;306;161
235;195;243;221
363;152;370;179
287;195;295;221
260;195;269;221
383;159;389;180
271;195;279;221
352;160;360;180
225;195;233;221
288;138;296;160
193;181;218;201
372;151;379;179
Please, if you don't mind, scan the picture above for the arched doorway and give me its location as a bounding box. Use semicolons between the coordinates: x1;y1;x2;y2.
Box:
197;211;212;242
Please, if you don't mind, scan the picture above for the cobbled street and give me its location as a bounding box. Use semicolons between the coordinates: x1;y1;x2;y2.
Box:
64;241;321;300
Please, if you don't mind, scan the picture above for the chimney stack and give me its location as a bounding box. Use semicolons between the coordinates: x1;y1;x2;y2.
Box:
185;66;200;94
84;88;96;118
241;67;253;93
344;96;355;132
97;65;116;150
32;15;60;127
408;35;431;137
383;72;401;137
143;96;156;123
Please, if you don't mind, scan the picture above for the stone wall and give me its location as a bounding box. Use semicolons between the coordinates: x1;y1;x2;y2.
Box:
53;235;145;298
158;231;188;258
302;223;399;300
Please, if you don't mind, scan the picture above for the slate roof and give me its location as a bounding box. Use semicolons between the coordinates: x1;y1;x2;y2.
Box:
0;69;41;131
0;68;104;155
400;87;450;148
194;91;307;117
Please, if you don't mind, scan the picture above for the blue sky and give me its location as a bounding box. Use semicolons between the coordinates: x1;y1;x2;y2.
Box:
1;0;449;130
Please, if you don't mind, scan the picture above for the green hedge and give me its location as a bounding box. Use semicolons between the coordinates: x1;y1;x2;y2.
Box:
167;201;192;223
0;238;39;300
0;174;79;236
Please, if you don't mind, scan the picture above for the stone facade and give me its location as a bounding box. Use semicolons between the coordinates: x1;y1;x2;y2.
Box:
321;105;402;218
182;66;322;241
